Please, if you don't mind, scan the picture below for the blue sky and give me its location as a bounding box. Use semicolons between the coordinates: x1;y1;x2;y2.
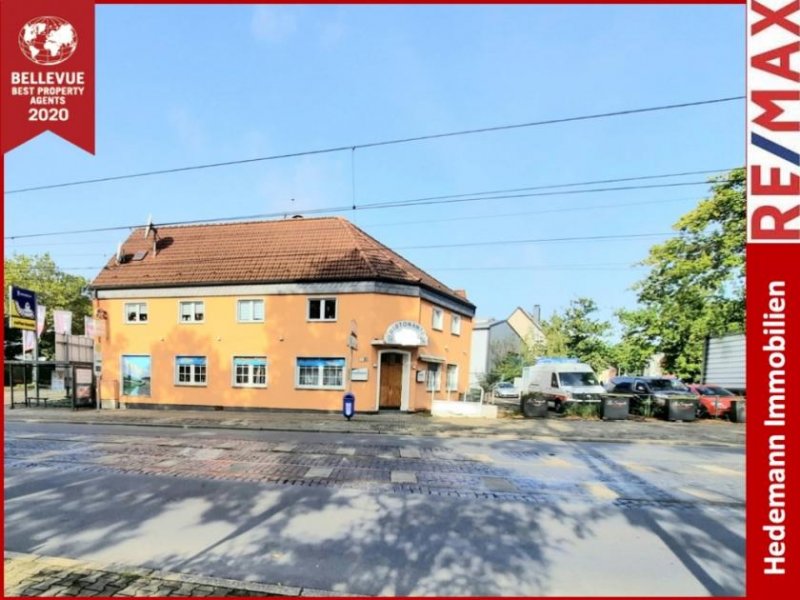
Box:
3;4;745;332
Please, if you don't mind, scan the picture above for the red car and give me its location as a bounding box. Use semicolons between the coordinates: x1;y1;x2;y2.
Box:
688;384;739;418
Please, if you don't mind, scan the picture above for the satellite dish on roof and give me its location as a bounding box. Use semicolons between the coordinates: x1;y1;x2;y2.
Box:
144;214;153;239
115;242;123;264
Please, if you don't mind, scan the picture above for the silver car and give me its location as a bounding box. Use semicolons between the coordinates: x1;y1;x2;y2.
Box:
493;382;519;399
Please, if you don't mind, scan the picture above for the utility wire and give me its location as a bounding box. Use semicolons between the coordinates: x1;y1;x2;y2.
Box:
396;232;673;250
4;96;743;195
4;169;733;241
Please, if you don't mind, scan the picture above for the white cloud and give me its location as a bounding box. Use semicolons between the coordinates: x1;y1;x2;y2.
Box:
251;6;297;43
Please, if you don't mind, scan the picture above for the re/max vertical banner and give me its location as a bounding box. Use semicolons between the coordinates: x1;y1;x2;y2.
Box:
747;0;800;596
1;0;95;154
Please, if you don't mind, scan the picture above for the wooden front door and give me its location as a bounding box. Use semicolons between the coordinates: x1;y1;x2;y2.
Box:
379;353;404;409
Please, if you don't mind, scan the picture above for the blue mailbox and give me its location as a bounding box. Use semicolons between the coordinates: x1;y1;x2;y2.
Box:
343;392;355;420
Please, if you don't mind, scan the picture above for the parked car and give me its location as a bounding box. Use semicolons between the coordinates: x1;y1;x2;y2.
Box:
688;384;739;418
492;381;519;399
604;376;696;417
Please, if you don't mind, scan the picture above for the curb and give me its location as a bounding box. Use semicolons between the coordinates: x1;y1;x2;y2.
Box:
4;414;745;448
4;551;360;597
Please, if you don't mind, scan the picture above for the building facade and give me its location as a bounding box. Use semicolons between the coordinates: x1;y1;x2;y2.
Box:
89;217;475;412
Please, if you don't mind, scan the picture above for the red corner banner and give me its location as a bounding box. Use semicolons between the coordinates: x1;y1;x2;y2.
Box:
1;0;95;154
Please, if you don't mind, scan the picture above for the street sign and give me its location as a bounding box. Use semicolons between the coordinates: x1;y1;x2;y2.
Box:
348;333;358;350
8;286;37;330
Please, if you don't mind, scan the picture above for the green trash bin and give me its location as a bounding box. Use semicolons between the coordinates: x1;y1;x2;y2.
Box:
730;400;746;423
600;396;629;420
665;397;697;422
521;394;548;418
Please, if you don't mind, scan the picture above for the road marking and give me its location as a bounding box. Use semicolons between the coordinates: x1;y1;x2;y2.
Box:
391;471;417;484
274;443;296;453
467;453;493;463
584;482;619;500
482;477;518;492
679;487;730;502
696;465;741;477
399;448;421;459
335;448;356;456
305;467;333;478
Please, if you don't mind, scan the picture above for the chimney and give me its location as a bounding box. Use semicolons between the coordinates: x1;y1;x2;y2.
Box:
454;289;468;299
531;304;541;323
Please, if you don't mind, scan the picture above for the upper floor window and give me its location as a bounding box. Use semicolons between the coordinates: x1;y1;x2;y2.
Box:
237;299;264;323
432;307;444;331
175;356;207;385
451;314;461;335
125;302;148;323
179;301;204;323
233;356;268;387
308;298;337;321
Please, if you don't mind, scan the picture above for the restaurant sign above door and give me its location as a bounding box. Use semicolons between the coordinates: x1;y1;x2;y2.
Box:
383;321;429;347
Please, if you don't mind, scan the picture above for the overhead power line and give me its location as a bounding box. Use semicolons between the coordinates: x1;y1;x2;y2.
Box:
4;168;733;241
4;96;743;195
396;232;674;250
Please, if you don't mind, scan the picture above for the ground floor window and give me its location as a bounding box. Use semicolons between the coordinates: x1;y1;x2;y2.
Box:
121;355;151;396
175;356;207;385
446;364;459;391
426;363;441;392
233;356;268;387
296;357;345;389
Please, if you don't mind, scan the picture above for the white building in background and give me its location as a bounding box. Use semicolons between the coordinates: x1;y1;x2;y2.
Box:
469;306;545;386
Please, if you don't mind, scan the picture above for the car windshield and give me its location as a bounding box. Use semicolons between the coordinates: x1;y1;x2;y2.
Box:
649;379;689;391
696;385;734;396
558;372;599;387
496;382;513;388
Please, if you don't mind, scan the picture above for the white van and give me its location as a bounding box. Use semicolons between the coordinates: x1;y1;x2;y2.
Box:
521;358;606;412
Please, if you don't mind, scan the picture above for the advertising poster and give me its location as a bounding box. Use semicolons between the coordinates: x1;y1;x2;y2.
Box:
1;2;797;599
120;355;151;397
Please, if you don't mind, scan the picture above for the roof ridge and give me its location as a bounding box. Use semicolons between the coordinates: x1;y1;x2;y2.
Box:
138;215;342;232
341;220;380;278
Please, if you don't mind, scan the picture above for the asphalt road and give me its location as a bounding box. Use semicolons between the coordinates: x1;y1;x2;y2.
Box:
4;421;745;596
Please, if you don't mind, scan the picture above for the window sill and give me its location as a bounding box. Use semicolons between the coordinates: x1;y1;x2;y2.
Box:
175;383;208;387
295;385;346;391
233;384;268;389
306;319;337;323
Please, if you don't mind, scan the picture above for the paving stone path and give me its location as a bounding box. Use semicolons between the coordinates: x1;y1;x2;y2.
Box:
4;552;348;597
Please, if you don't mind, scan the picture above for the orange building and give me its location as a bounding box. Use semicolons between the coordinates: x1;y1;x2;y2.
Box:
89;217;475;413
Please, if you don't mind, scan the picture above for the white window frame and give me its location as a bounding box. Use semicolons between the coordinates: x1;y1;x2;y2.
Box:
307;297;337;322
427;363;441;391
175;356;208;386
450;314;461;335
446;364;459;391
124;302;148;324
232;356;268;388
295;357;346;390
237;298;265;323
178;300;205;323
432;307;444;331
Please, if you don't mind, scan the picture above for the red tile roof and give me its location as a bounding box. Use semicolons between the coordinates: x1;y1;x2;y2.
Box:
90;217;473;307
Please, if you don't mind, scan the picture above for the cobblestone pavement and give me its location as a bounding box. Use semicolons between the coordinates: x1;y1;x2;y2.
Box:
5;406;745;447
4;552;343;597
4;426;744;509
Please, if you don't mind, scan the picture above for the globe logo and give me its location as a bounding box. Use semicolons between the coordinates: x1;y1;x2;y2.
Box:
18;16;78;66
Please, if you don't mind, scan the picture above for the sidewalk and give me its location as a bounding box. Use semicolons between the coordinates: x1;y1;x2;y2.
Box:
4;406;745;446
4;552;351;597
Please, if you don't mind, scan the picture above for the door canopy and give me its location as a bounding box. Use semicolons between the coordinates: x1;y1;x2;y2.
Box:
383;321;429;347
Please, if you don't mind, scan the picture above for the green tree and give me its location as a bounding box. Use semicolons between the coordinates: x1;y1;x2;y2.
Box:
610;308;657;375
4;254;92;359
531;298;612;372
623;168;745;380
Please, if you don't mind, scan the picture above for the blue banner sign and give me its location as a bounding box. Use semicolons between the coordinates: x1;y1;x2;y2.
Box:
8;285;37;331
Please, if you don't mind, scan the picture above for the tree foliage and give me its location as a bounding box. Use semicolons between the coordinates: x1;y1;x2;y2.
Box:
531;297;612;373
4;254;92;359
620;168;746;380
